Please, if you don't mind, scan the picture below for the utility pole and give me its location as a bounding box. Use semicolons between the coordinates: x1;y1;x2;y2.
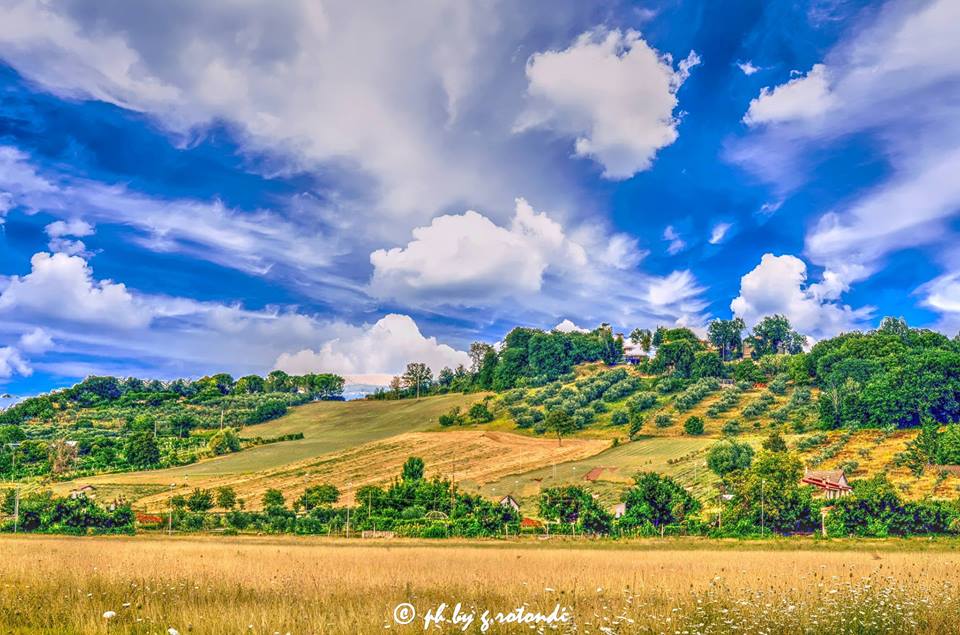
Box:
219;407;225;431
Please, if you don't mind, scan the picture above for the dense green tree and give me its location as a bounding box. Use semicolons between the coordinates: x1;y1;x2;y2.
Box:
124;431;159;468
265;370;292;393
683;415;705;435
186;488;214;513
234;375;265;394
539;485;611;532
438;406;465;427
168;413;197;438
402;456;425;482
262;488;286;509
295;484;340;511
748;315;806;358
724;451;817;534
467;401;494;423
707;440;754;476
707;318;745;361
437;367;455;388
651;340;697;377
619;472;700;535
762;429;788;453
208;428;241;455
216;486;238;509
402;363;433;399
691;351;724;379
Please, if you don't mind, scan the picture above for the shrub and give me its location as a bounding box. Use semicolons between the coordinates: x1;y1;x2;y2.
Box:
768;377;789;395
208;428;241;455
467;402;494;423
245;399;288;424
654;414;673;428
439;406;465;427
674;379;719;412
629;416;644;438
611;410;629;426
683;416;704;435
186;488;214;513
722;419;741;436
626;392;657;413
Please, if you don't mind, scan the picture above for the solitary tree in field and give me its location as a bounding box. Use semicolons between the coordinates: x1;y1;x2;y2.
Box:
402;363;433;400
546;410;576;447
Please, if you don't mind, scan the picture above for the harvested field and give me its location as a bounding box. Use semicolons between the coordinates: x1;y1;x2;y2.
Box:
128;430;608;510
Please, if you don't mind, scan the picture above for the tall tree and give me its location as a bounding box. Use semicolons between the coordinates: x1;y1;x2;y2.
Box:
707;318;745;361
546;409;576;447
748;315;806;357
469;342;494;374
401;363;432;400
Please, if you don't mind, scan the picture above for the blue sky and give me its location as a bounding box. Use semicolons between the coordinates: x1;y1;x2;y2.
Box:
1;0;959;395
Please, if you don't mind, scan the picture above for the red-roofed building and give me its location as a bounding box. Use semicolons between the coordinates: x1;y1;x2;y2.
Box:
801;469;852;499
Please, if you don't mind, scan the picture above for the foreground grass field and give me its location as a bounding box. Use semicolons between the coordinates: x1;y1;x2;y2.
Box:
3;535;960;634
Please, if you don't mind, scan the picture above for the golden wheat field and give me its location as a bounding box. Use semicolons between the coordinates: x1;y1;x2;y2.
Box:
3;536;960;634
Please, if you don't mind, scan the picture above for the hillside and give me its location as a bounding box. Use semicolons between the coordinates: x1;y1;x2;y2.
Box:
52;393;491;502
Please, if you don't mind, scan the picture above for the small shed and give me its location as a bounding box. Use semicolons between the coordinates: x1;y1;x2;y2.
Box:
801;469;852;499
499;495;520;513
611;503;626;519
623;342;650;364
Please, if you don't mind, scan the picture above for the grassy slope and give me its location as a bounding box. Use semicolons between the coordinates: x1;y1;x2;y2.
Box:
56;394;488;497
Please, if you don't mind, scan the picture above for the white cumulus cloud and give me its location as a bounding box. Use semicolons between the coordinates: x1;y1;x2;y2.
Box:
273;314;470;383
743;64;833;126
0;346;31;379
370;198;587;306
730;253;872;339
18;327;54;354
553;319;588;333
517;28;699;179
0;252;151;329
